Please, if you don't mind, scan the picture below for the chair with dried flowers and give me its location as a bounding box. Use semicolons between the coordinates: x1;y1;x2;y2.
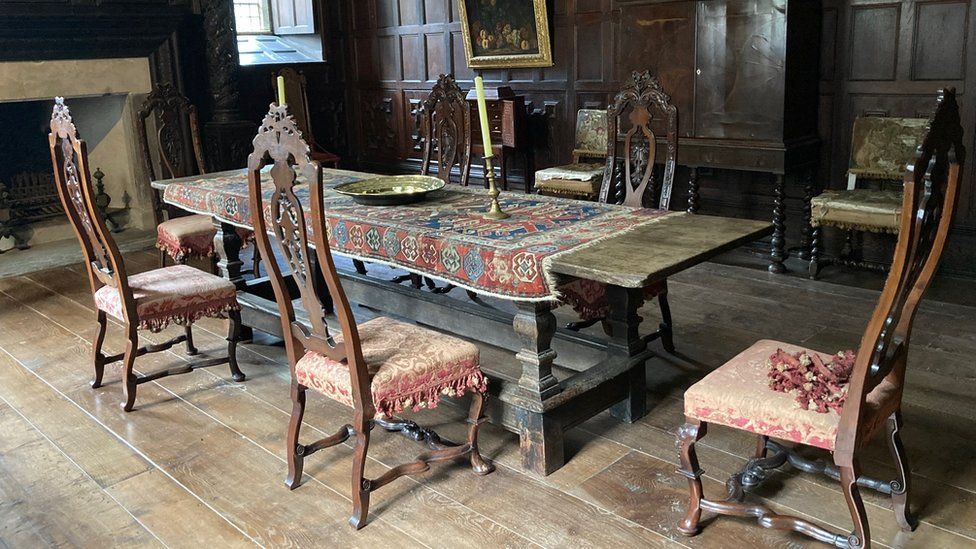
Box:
246;101;493;529
50;97;245;412
676;88;964;549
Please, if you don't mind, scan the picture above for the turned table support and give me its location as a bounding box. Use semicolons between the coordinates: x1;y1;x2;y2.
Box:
605;285;648;423
512;300;563;475
212;218;252;340
769;173;787;274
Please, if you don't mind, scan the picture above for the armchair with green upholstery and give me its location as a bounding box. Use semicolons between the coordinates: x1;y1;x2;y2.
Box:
535;109;608;201
808;116;928;278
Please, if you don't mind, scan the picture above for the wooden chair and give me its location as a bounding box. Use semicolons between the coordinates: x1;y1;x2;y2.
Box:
271;67;341;168
535;109;608;201
809;116;929;279
676;89;964;549
246;102;493;529
393;74;477;295
136;84;257;274
560;70;679;353
50;97;245;412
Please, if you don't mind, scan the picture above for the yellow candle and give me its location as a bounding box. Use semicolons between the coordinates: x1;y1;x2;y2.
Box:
474;76;493;156
276;75;287;106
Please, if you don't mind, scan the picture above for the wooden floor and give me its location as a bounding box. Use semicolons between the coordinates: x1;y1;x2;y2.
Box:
1;250;975;548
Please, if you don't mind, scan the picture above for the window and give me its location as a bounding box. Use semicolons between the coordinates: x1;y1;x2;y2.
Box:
233;0;272;34
232;0;323;65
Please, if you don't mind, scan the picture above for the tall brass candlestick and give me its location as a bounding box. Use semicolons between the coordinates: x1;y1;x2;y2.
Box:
474;76;510;220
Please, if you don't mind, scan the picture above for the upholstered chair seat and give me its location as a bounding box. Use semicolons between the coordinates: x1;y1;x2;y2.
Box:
559;278;668;321
296;317;486;417
535;163;605;200
93;264;240;333
156;214;252;263
685;340;900;451
810;189;903;233
536;109;608;201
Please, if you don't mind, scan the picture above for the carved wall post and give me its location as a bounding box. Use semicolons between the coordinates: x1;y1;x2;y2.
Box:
200;0;255;170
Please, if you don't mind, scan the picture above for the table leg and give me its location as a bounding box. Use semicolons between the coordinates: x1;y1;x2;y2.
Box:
605;285;648;424
516;409;564;476
212;218;252;340
513;300;560;404
769;173;787;274
512;300;562;475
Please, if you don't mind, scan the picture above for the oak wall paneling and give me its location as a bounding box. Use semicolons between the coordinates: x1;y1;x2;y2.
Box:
334;0;976;278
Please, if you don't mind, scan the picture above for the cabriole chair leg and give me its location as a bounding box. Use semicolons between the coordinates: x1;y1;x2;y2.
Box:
91;310;108;389
840;461;871;549
226;311;246;382
349;415;372;530
467;392;494;475
285;383;307;490
886;412;917;532
677;420;707;536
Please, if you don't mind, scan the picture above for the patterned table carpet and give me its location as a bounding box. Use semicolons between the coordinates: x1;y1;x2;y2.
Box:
161;169;675;300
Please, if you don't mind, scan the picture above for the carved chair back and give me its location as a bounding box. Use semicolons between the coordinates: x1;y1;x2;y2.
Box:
836;89;965;459
847;116;929;188
572;108;609;161
247;103;376;418
420;74;472;186
135;84;207;225
49;98;135;320
272;68;319;151
599;70;678;209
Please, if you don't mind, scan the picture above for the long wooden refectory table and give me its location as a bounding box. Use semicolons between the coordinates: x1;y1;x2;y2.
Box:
153;167;772;476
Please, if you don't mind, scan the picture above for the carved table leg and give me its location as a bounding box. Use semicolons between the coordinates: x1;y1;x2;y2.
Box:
213;218;252;340
512;300;562;475
605;285;648;423
769;173;787;274
799;170;815;260
687;167;700;214
513;301;560;404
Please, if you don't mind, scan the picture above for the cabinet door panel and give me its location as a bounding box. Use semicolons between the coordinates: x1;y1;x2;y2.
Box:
695;0;786;140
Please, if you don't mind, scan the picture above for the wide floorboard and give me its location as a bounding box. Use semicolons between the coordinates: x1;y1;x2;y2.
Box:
1;250;974;548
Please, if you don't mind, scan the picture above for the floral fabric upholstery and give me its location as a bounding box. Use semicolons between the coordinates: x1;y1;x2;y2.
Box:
685;340;841;449
295;316;486;417
848;117;928;180
93;264;239;333
558;278;668;321
684;340;900;450
573;109;609;157
156;214;253;263
536;163;605;183
810;189;903;233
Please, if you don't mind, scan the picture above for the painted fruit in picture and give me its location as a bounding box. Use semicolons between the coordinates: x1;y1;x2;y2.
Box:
466;0;540;56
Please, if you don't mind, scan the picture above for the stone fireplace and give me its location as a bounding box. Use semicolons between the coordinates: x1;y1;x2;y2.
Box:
0;57;155;252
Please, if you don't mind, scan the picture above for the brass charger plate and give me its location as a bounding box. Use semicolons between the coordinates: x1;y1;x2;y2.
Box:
334;175;446;206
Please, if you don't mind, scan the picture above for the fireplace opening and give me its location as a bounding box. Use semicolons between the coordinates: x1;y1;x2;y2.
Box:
0;94;133;252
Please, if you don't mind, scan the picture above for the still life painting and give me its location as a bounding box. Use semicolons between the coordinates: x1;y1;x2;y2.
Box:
458;0;553;69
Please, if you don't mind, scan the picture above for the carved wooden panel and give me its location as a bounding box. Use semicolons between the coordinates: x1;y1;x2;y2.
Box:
848;4;900;81
912;1;968;81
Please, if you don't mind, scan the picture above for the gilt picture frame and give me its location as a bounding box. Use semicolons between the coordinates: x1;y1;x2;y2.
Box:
457;0;553;69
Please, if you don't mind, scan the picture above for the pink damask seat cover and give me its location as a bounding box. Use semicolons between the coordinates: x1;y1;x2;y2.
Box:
295;316;487;417
156;214;253;262
93;264;239;333
684;340;900;450
558;278;668;321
